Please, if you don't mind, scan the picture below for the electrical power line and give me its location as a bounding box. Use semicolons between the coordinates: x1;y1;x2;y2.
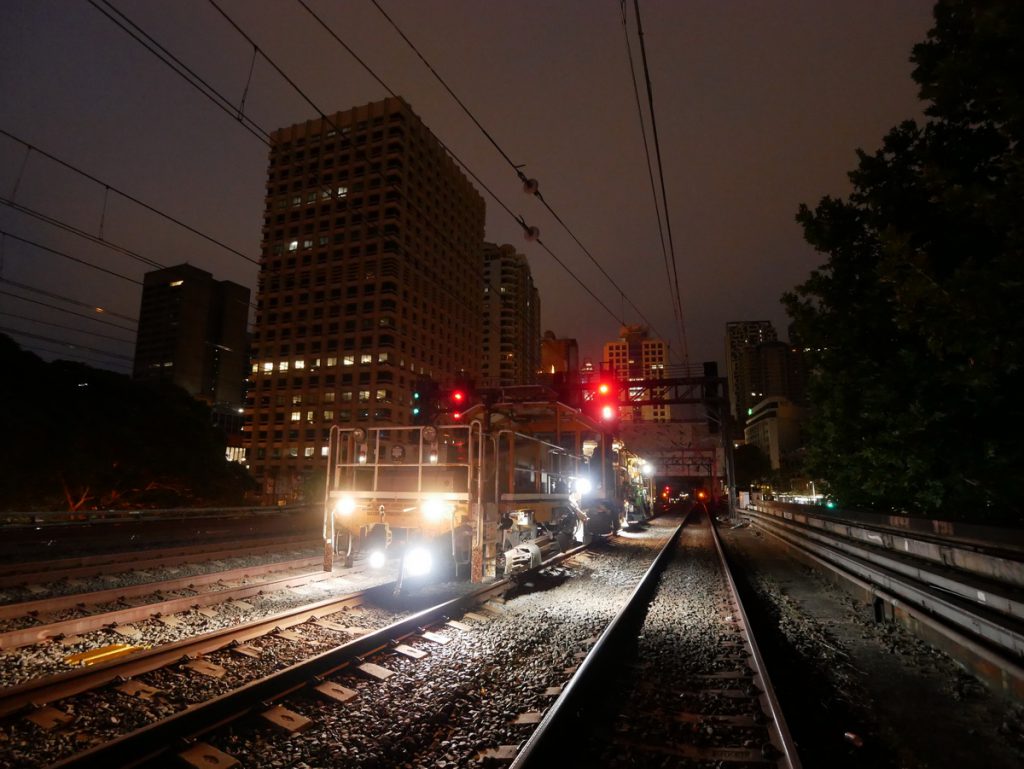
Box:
0;128;259;266
1;327;134;361
0;311;135;345
16;342;133;370
0;288;137;331
367;0;674;349
629;0;688;365
283;0;624;325
0;229;142;285
89;0;272;147
1;195;165;269
0;277;138;322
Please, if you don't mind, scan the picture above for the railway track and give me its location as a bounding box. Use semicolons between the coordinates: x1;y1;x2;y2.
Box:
742;503;1024;699
516;505;800;768
1;510;807;769
0;536;317;592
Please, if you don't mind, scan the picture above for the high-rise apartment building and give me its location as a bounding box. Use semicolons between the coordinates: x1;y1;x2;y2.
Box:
603;325;671;422
724;320;778;419
739;340;807;411
133;263;250;408
481;242;540;387
247;97;486;501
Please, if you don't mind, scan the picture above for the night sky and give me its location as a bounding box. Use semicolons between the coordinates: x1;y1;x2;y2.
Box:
0;0;935;372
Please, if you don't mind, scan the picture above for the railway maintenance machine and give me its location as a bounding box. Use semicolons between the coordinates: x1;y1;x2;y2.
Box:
322;396;628;583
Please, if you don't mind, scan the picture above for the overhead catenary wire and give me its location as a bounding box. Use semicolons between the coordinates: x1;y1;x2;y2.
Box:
629;0;689;365
0;311;136;345
1;196;165;270
88;0;272;147
212;0;625;325
619;1;675;343
0;288;138;332
0;230;142;285
0;129;260;267
0;327;134;362
17;342;133;370
0;277;138;323
367;0;672;347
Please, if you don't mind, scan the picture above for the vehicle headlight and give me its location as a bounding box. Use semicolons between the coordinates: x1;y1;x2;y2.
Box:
421;497;452;522
575;478;592;496
368;550;387;569
334;496;357;516
404;546;432;577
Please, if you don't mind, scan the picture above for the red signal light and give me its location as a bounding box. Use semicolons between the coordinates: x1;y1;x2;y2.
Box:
452;411;463;421
598;382;611;395
600;404;616;421
451;390;465;404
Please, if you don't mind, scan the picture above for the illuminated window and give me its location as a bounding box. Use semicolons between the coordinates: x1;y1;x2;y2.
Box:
321;446;330;457
337;185;348;198
358;390;370;402
326;356;337;367
306;410;314;422
378;352;390;363
288;240;298;251
323;410;334;420
294;360;305;370
262;362;273;373
169;280;184;287
343;355;354;366
290;411;301;422
279;361;289;372
304;447;315;457
360;354;372;364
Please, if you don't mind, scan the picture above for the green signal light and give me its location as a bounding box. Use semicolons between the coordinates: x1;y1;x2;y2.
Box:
413;392;420;400
412;406;421;415
825;500;836;509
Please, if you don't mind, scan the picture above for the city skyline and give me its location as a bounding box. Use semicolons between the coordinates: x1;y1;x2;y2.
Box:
0;1;935;369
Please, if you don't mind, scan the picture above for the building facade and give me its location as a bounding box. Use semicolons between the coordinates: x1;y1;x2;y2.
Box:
724;320;778;419
246;97;486;501
743;396;805;470
133;263;249;408
539;331;579;377
603;325;671;423
481;242;540;387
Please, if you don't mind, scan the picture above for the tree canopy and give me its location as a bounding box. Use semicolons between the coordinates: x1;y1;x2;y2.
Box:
784;0;1024;521
0;334;256;511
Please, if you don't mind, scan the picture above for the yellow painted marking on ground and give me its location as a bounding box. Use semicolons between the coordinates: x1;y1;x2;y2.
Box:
64;643;145;666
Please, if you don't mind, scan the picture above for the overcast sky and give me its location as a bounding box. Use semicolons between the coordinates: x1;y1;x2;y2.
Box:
0;0;936;372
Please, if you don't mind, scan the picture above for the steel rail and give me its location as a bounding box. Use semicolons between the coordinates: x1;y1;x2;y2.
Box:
709;512;803;769
747;503;1024;586
0;581;390;719
0;556;322;620
509;518;685;767
0;559;333;650
0;537;318;588
750;512;1024;657
45;543;588;768
745;508;1024;622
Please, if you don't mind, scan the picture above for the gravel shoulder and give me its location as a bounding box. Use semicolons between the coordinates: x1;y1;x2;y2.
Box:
719;521;1024;769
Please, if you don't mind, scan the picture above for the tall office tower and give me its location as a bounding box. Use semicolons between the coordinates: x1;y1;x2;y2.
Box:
603;325;671;422
724;320;778;419
739;340;807;409
133;263;250;408
481;242;540;387
248;97;486;501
